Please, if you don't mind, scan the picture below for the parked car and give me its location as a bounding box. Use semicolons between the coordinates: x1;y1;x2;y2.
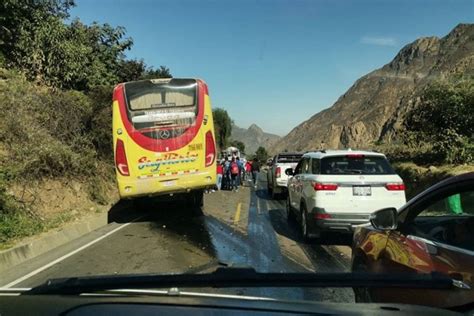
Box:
351;172;474;311
267;152;303;199
286;150;406;241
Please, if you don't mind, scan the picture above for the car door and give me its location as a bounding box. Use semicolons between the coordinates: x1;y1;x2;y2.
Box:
291;158;310;215
288;161;303;211
376;182;474;308
299;158;312;206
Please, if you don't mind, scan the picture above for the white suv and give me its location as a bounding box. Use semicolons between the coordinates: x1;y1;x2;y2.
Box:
286;150;406;241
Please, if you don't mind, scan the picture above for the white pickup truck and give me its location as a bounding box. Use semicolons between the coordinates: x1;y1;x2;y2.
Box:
267;152;303;199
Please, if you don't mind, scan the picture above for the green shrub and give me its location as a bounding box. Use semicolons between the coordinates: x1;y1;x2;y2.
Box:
0;74;101;179
0;211;44;244
401;76;474;165
0;171;42;244
88;176;109;205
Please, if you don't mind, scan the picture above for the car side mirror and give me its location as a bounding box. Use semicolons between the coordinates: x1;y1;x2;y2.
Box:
370;207;398;231
285;168;294;176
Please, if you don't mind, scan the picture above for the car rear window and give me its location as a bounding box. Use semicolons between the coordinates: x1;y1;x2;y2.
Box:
320;155;395;175
277;154;302;163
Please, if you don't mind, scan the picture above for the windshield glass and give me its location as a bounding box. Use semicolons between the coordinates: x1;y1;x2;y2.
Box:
1;0;473;310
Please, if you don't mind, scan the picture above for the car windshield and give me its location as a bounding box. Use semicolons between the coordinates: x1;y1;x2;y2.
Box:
1;0;473;311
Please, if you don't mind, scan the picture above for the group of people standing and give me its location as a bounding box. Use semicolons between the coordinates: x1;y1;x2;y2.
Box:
216;157;260;191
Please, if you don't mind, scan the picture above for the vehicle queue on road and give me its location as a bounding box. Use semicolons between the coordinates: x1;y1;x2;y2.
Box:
266;149;474;309
111;77;474;312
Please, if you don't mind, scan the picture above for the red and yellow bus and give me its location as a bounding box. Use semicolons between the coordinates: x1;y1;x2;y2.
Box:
112;78;216;206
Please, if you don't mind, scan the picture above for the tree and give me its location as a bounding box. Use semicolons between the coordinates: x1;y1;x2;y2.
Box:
0;0;75;63
117;61;173;83
254;146;269;162
0;0;172;90
212;108;232;150
142;66;173;79
404;76;474;163
230;140;245;154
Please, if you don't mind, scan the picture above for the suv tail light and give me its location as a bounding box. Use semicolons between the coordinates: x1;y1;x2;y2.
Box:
205;131;216;167
315;213;332;219
385;183;405;191
346;154;365;158
115;139;130;176
313;182;338;191
275;167;281;178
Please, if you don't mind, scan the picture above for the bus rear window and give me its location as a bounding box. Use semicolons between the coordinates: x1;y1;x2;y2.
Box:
320;156;395;175
125;79;197;111
123;79;198;139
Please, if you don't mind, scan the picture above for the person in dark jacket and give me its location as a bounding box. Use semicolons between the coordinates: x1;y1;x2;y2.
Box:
251;160;260;188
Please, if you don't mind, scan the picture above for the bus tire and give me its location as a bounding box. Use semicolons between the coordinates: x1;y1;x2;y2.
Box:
188;190;204;209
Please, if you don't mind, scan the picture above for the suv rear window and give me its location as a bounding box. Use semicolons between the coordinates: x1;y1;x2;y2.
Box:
320;155;395;175
277;154;302;163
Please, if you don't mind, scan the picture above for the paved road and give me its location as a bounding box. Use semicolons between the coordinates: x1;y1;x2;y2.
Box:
0;172;354;302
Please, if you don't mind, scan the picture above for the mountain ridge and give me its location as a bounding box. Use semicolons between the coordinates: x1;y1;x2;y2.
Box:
273;23;474;153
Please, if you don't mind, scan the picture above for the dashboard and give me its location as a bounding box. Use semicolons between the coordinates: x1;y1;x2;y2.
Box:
0;293;461;315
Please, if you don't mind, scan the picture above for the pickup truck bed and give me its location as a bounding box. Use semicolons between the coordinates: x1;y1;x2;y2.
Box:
267;153;302;199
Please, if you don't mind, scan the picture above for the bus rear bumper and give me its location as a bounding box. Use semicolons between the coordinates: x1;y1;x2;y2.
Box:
117;171;216;199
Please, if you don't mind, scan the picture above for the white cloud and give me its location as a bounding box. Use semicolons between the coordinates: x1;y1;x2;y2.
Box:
360;36;397;47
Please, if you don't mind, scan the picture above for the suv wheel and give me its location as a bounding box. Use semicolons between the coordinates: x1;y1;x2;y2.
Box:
300;204;310;243
286;196;295;222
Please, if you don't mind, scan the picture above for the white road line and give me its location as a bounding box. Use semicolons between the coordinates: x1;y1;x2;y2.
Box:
3;216;144;288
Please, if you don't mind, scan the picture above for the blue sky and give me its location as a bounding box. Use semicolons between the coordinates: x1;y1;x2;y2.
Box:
71;0;473;135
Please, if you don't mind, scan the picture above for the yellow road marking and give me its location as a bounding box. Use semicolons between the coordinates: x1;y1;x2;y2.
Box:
233;202;242;225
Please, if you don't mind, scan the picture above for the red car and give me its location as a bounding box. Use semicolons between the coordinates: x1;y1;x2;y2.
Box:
352;172;474;310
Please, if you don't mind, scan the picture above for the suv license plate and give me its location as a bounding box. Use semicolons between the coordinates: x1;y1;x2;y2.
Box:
353;185;371;196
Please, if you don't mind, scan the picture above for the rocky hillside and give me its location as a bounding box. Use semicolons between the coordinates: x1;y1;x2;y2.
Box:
231;123;281;154
273;23;474;153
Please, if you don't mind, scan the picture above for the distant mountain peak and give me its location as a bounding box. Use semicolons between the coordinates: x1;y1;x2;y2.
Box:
248;123;263;133
230;123;281;155
272;24;474;153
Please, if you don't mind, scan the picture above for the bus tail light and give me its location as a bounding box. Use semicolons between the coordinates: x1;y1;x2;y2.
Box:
205;131;216;167
275;167;281;178
115;139;130;176
385;183;405;191
313;182;338;191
